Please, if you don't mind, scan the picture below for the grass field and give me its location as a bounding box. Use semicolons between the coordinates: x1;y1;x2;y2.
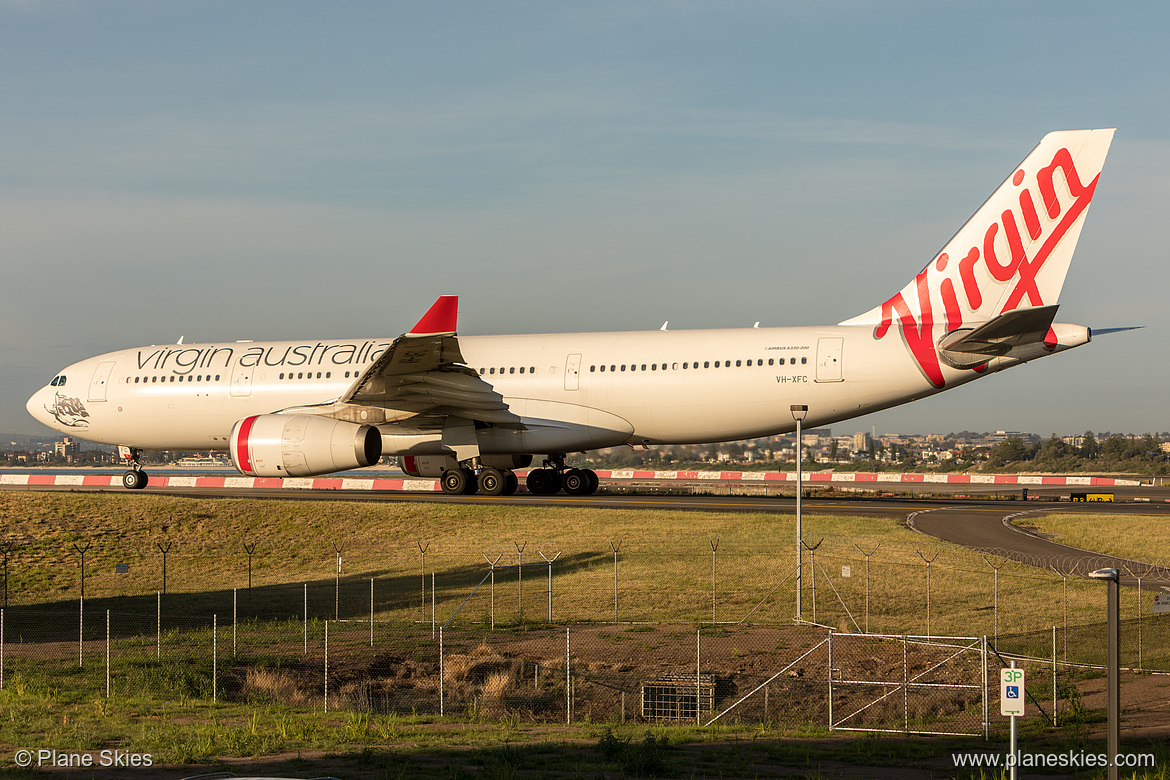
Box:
1023;513;1170;567
0;492;1140;638
2;492;1170;778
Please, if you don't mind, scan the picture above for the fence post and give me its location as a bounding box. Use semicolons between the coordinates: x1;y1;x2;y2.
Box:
515;541;526;624
303;583;308;655
1;607;4;691
981;635;989;740
324;620;329;713
432;572;436;638
417;541;429;613
984;557;1003;644
918;551;938;637
804;539;823;624
710;539;718;625
539;551;560;623
233;588;237;658
565;626;571;724
484;553;501;629
370;577;375;648
105;609;111;698
902;635;909;733
79;594;84;668
1052;625;1058;727
212;614;218;704
438;625;444;717
827;631;833;731
1050;566;1068;661
696;628;701;726
609;541;622;623
242;541;256;618
156;591;161;661
854;543;880;633
332;542;345;621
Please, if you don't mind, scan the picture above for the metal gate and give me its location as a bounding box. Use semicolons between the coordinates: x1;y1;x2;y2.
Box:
829;633;988;737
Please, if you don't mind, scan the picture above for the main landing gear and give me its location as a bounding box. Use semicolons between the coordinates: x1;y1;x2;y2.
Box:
437;456;599;497
121;447;149;490
526;455;600;496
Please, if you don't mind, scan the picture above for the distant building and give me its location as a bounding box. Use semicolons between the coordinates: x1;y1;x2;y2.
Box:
852;432;871;452
54;437;80;462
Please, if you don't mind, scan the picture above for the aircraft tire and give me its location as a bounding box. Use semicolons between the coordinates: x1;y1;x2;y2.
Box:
122;470;148;490
460;468;479;494
478;467;506;496
562;468;588;495
525;468;554;495
502;471;519;496
582;468;600;495
440;469;469;495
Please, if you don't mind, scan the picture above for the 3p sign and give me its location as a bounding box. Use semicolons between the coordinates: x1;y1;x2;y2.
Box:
1000;668;1026;717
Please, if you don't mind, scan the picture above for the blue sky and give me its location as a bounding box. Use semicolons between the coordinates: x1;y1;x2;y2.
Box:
2;1;1167;438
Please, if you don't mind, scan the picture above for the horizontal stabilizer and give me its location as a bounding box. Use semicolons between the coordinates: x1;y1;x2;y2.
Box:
937;305;1059;368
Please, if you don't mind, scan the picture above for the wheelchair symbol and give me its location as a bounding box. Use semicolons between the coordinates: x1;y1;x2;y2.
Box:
1006;686;1020;699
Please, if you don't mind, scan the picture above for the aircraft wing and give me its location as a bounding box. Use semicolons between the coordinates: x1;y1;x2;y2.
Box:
336;296;519;426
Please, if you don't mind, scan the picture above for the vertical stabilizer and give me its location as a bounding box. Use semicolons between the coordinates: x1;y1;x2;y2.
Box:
839;129;1114;387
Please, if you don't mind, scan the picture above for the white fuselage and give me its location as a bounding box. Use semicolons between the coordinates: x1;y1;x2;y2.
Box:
27;324;1002;455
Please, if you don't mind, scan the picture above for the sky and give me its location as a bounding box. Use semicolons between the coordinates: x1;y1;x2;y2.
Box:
2;1;1167;439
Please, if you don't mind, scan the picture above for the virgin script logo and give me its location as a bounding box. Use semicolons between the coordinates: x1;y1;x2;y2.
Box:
873;147;1100;388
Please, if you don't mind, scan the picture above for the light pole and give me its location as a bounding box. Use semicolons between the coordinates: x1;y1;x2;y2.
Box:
791;404;808;621
1089;568;1119;780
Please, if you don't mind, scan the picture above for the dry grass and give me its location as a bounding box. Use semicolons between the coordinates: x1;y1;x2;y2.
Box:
0;492;1157;639
1023;513;1170;566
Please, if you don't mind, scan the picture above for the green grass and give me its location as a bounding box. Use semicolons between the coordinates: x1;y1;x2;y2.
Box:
1022;513;1170;566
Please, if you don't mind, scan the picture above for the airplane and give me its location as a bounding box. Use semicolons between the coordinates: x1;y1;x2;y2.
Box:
26;129;1117;496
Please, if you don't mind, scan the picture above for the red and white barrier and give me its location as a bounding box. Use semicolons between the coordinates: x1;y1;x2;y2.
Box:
0;470;1142;491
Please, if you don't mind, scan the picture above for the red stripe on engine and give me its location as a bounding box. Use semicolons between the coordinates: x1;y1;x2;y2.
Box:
236;416;258;475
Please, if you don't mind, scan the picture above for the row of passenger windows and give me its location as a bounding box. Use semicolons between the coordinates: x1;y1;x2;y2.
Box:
131;374;223;384
475;357;807;377
479;366;537;375
129;371;361;383
592;357;806;372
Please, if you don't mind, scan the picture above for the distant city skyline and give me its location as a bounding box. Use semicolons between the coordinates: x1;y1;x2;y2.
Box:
3;2;1168;436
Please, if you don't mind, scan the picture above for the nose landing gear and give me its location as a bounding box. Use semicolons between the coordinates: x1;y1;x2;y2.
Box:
119;447;149;490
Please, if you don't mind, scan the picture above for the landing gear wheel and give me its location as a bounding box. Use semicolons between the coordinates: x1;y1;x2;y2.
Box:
502;471;519;496
122;470;148;490
440;469;470;495
562;468;588;495
460;468;479;494
478;467;506;496
526;468;563;495
583;468;600;495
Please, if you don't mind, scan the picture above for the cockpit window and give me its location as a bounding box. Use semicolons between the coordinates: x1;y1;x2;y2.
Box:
50;375;67;387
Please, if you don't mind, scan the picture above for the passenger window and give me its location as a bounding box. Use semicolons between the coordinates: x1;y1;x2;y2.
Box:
590;366;595;372
489;367;495;374
610;365;616;372
621;365;626;371
651;364;656;371
520;367;525;374
134;377;139;384
215;375;221;381
703;361;709;368
600;365;606;372
768;359;774;366
801;357;807;364
736;360;742;367
510;367;515;374
280;373;285;379
672;362;678;369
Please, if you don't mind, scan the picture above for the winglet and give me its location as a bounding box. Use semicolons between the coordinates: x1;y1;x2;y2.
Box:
408;295;459;337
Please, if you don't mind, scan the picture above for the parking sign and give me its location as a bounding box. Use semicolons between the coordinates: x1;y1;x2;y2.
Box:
1000;668;1025;716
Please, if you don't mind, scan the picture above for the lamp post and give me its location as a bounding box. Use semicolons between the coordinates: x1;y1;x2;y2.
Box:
1089;568;1119;780
791;404;808;621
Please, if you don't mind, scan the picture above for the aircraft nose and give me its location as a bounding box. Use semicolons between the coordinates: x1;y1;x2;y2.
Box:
26;386;52;426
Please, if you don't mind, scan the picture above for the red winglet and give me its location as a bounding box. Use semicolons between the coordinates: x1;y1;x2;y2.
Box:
408;295;458;336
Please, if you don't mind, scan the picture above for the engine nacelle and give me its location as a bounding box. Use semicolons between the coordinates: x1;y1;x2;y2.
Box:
398;453;532;477
230;414;382;477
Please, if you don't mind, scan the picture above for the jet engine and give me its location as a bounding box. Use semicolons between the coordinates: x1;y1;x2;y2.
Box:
230;414;382;477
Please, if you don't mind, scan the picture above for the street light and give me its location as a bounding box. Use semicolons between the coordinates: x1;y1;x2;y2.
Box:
1089;568;1119;780
791;404;808;621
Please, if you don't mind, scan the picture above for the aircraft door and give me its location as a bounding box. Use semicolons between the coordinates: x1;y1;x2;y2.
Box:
88;361;116;402
815;338;844;382
230;362;254;398
564;354;581;391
